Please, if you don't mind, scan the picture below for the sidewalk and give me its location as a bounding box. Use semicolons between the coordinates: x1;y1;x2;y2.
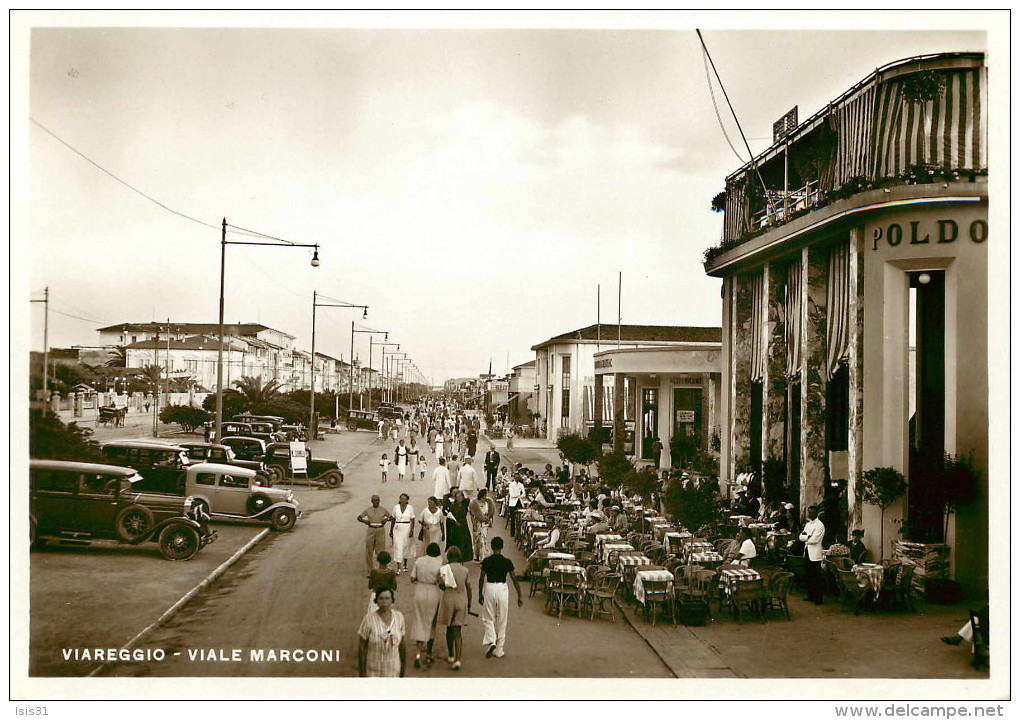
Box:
614;586;988;679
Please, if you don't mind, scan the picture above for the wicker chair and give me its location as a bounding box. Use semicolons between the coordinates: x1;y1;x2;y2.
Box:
763;571;794;621
894;563;917;612
585;572;622;622
836;568;866;614
548;569;584;619
640;578;675;627
728;577;766;624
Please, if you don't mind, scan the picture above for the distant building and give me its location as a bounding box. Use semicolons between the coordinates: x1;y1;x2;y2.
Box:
704;52;987;594
531;324;721;445
507;360;537;425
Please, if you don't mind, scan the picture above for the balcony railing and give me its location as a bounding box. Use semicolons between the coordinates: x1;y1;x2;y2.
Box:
752;180;821;229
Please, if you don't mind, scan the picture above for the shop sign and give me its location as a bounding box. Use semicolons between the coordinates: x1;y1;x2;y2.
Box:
676;410;696;423
595;358;613;369
872;218;987;250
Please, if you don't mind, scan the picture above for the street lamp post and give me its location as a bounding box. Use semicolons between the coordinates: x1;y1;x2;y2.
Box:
381;348;404;404
388;353;407;404
215;218;321;442
394;357;411;403
353;326;387;411
373;341;399;410
309;292;368;438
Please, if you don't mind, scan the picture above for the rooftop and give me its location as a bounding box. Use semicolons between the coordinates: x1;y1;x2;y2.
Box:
532;324;722;351
98;322;295;340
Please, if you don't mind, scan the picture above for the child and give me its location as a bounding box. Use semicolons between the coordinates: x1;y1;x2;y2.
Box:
380;453;390;483
367;551;397;613
418;456;428;482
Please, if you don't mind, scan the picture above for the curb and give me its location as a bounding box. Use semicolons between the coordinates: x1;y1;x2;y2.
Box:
612;596;680;679
87;527;272;677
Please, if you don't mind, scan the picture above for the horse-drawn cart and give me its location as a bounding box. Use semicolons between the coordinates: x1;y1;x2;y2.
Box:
97;405;128;427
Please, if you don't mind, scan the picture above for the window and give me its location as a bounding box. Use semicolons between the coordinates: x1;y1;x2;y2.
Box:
560;356;571;422
33;469;78;493
80;474;116;495
195;472;217;486
220;474;249;489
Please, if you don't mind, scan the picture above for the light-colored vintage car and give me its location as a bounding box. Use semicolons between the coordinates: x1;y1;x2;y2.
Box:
184;463;300;531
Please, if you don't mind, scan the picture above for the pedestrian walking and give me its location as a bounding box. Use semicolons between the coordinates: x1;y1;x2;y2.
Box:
395;439;409;481
435;430;445;461
505;425;514;450
409;542;443;670
418;455;428;482
448;455;461;491
469;489;496;561
379;453;390;483
357;495;393;575
437;546;472;671
418;496;446;550
378;418;385;439
408;439;420;480
432;457;451;499
367;551;397;613
389;493;416;574
484;445;500;491
505;473;526;536
428;427;438;455
467;428;478;459
357;587;406;677
478;536;523;659
444;488;473;563
458;456;478;497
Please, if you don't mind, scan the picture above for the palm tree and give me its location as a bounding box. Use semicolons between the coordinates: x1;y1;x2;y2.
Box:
233;376;283;409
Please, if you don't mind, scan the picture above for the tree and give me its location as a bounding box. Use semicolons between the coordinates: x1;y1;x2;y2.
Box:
233;376;283;408
622;468;659;503
159;404;210;433
556;431;598;475
30;409;105;462
596;450;632;488
202;389;247;420
663;478;722;535
859;466;907;561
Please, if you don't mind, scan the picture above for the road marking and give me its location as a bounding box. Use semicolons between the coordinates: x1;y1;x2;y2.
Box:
87;527;271;677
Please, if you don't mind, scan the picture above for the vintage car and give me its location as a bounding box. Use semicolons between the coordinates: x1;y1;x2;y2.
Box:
30;459;215;560
178;442;272;483
347;409;377;432
376;405;404;420
279;424;307;442
248;421;285;443
214;421;257;442
101;440;189;494
262;443;344;487
233;414;285;430
184;463;299;531
218;436;267;463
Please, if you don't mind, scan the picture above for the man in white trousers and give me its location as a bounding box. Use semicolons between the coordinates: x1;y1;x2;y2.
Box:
477;536;523;659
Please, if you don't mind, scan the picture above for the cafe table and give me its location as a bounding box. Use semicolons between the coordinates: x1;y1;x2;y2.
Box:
663;531;693;556
594;533;624;555
527;550;575;578
603;542;635;565
633;567;675;605
852;563;885;600
682;542;715;560
718;566;762;596
688;551;724;566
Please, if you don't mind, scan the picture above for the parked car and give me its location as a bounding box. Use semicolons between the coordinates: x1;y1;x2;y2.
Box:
262;442;344;487
233;414;285;430
279;424;307;442
218;436;267;463
216;421;256;441
100;440;189;494
30;459;215;560
248;421;285;443
185;464;299;531
347;409;377;432
178;442;272;483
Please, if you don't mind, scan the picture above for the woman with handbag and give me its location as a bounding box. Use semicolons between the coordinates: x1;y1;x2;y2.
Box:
409;542;443;669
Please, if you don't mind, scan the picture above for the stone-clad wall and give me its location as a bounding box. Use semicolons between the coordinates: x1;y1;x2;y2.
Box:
802;248;829;509
732;274;753;468
766;262;787;462
851;238;866;529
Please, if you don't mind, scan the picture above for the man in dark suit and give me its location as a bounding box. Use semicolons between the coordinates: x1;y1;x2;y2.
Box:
483;445;501;491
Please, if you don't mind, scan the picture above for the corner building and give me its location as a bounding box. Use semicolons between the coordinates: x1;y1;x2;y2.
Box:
704;53;988;596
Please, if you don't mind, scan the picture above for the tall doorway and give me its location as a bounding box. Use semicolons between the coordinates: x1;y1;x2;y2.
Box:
673;387;703;466
641;387;659;460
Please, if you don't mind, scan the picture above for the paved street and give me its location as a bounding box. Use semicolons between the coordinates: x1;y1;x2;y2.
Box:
93;430;670;678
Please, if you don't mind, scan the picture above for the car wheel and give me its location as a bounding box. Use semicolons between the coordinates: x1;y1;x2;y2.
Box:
159;525;200;560
270;507;297;532
115;505;155;542
347;420;358;432
323;471;342;489
247;493;272;515
192;499;211;520
267;465;285;484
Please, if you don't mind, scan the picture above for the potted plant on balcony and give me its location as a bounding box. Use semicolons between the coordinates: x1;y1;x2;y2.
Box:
859;466;907;561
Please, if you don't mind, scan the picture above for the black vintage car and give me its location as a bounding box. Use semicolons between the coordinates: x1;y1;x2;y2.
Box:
347;409;377;432
29;459;215;560
262;443;344;487
178;442;273;485
101;440;189;494
219;436;267;463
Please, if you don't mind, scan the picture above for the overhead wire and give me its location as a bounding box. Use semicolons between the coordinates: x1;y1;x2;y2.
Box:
702;46;747;164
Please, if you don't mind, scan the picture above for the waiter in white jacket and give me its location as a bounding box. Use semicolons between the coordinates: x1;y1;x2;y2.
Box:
506;475;526;537
799;506;826;604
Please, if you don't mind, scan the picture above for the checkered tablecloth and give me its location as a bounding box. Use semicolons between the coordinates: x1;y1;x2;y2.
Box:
602;543;634;565
594;533;624;553
616;553;652;569
853;563;884;599
688;551;724;565
719;566;762;594
524;521;548;530
682;542;714;560
663;532;693;555
633;568;675;604
530;531;550;550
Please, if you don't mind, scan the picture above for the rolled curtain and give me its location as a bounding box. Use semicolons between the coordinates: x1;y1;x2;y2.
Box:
750;272;766;383
825;240;851;380
784;261;802;378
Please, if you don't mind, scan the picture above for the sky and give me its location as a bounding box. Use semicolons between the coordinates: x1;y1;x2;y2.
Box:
16;12;993;384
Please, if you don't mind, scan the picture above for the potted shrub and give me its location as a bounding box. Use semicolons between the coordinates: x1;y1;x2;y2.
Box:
663;477;723;536
924;452;980;604
859;466;907;561
556;431;599;478
596;449;633;490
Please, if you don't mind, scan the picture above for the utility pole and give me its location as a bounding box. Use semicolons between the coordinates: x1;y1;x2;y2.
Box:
31;287;50;405
153;323;161;437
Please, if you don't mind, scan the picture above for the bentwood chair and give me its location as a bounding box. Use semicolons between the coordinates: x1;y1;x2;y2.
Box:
729;578;766;624
894;563;918;612
763;571;794;621
549;569;584;619
836;568;866;615
640;579;675;627
586;573;622;622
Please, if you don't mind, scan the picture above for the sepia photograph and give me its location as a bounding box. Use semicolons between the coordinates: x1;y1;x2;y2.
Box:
10;9;1009;706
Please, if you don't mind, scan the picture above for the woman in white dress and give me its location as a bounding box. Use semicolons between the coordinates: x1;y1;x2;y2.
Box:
395;439;409;481
408;440;420;480
435;431;445;461
389;494;416;574
418;496;445;551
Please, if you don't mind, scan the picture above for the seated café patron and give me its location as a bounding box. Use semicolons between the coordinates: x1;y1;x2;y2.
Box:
849;529;868;564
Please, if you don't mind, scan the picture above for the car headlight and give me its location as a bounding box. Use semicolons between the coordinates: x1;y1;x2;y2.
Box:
287;492;294;502
336;461;342;469
183;496;193;511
